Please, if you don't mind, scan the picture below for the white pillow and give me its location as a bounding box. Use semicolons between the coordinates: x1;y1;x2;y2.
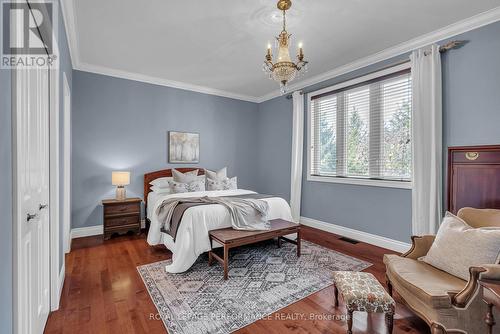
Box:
168;179;206;194
151;185;170;194
205;167;227;181
206;176;237;191
172;169;199;183
422;212;500;280
150;176;173;188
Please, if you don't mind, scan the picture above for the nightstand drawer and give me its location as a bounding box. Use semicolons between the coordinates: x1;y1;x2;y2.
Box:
104;203;140;216
105;214;139;227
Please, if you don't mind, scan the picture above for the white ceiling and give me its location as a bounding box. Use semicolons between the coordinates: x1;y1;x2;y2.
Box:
63;0;500;102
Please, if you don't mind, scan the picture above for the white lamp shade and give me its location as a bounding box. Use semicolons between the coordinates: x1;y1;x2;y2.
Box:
112;171;130;186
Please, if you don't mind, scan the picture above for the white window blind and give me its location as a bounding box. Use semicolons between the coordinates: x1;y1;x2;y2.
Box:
310;68;412;183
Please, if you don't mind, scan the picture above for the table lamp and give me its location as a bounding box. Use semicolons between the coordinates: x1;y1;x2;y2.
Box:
112;171;130;200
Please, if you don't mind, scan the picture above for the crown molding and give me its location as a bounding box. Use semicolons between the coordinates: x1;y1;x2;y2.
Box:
74;62;260;102
256;5;500;103
60;1;500;104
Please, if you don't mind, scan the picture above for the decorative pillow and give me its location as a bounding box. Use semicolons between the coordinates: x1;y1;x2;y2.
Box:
149;176;173;188
422;212;500;280
168;179;206;194
172;169;199;183
206;177;237;191
205;167;227;181
150;185;171;194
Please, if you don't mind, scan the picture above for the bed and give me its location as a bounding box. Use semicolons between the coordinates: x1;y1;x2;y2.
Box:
144;168;294;273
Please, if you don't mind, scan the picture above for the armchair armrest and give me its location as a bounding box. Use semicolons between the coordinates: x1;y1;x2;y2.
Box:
450;265;500;308
401;235;435;259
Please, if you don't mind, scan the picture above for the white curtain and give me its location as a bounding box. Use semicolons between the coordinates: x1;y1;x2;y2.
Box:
290;91;304;222
410;44;443;235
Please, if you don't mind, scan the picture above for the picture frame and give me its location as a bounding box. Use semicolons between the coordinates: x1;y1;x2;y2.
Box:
168;131;200;163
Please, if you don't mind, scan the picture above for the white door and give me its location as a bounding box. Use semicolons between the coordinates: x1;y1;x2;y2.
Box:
14;65;51;334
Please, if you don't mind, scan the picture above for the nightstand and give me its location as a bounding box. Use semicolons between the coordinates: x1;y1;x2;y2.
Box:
102;197;142;240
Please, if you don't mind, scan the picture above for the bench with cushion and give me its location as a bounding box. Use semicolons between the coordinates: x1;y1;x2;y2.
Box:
333;271;395;334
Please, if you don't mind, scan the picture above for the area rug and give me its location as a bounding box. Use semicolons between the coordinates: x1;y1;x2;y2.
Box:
137;240;371;334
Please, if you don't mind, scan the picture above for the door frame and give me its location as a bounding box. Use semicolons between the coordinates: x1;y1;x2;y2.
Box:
49;42;62;311
62;72;71;255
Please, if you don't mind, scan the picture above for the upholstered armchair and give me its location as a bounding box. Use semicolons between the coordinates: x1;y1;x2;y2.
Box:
384;207;500;334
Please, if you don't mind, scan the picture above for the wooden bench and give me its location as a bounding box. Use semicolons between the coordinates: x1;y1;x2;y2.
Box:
208;219;301;280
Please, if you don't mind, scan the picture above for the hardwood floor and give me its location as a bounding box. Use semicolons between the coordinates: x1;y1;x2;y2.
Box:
44;226;429;334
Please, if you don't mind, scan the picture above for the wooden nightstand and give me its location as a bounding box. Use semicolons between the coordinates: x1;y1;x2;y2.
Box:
102;198;142;240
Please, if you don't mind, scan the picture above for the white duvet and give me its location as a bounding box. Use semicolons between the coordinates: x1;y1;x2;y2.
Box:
146;189;294;273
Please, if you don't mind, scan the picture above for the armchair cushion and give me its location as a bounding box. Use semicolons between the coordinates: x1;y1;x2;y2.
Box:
422;212;500;280
384;254;466;309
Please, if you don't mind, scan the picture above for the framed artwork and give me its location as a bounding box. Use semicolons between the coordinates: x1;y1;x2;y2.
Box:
168;131;200;163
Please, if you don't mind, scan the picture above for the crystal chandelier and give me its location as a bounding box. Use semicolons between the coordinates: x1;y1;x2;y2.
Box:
263;0;308;94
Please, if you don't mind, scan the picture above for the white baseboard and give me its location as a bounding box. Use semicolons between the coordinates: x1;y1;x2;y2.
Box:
65;238;72;254
58;262;65;301
51;262;65;311
300;216;411;253
71;219;146;239
71;225;103;239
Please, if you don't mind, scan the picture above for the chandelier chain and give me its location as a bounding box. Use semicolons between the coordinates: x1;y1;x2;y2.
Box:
282;10;286;32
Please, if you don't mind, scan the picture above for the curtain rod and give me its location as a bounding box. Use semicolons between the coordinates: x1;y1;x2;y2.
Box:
285;40;467;99
439;40;468;53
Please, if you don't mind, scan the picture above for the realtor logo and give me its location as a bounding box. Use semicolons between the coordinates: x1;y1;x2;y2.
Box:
1;0;58;69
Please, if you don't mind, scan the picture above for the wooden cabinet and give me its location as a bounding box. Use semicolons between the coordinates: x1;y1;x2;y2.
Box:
447;145;500;214
102;198;142;240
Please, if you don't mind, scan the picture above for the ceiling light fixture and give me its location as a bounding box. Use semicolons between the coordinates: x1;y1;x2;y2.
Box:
263;0;308;94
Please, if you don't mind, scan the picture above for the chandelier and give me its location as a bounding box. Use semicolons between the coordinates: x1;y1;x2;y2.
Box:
263;0;308;94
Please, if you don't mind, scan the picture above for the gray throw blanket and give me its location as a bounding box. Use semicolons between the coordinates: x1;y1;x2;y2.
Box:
156;195;271;241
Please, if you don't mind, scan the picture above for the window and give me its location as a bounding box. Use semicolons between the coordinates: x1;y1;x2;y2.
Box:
309;65;412;187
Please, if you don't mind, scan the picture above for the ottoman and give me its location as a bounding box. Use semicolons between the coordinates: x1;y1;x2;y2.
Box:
333;271;395;334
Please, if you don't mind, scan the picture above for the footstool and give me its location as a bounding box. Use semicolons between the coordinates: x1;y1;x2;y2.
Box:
333;271;395;334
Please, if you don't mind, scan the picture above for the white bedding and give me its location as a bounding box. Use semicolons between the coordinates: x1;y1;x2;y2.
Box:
146;189;294;273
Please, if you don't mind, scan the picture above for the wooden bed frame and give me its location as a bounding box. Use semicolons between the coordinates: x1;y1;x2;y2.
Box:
143;167;205;210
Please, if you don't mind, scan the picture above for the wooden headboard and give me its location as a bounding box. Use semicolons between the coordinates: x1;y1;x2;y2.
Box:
447;145;500;213
144;168;205;207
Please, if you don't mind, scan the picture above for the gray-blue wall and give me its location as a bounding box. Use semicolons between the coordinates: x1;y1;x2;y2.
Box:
0;59;12;334
71;71;259;229
442;22;500;147
256;97;293;200
257;21;500;243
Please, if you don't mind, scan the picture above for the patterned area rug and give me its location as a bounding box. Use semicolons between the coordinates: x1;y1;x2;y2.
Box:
137;240;371;334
